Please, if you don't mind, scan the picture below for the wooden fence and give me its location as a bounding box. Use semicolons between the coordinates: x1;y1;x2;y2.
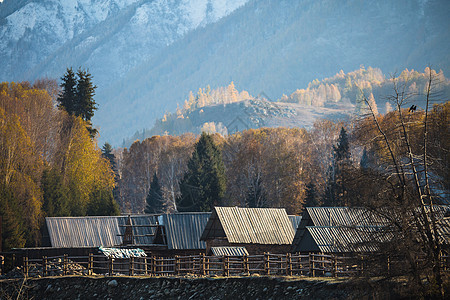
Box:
17;253;450;278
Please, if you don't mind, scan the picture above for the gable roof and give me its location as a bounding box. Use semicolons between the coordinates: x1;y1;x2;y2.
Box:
297;226;392;253
45;215;158;248
161;212;211;250
291;207;387;252
200;207;295;245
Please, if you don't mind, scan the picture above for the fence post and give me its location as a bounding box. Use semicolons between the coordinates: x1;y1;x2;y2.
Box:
309;253;314;277
264;253;269;275
63;254;68;276
129;257;134;276
174;255;179;276
42;256;47;277
286;253;291;276
243;255;249;275
200;253;205;276
88;253;93;276
0;256;4;276
108;258;113;276
23;257;29;277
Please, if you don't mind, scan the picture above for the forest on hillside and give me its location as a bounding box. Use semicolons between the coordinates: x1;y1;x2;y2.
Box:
125;67;450;145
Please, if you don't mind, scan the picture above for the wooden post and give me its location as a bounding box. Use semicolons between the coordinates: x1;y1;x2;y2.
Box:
310;253;315;277
129;257;134;276
23;257;29;277
264;253;269;275
286;253;291;276
88;253;93;276
387;256;390;275
174;255;179;276
109;258;113;276
333;255;337;277
225;255;230;277
0;256;4;276
63;254;68;276
200;253;205;276
42;256;47;277
243;255;249;275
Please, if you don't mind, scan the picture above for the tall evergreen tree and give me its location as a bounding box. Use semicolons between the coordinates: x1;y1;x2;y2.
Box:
57;67;98;137
304;182;320;208
0;183;26;251
41;167;70;217
75;69;97;122
86;187;120;216
177;133;226;212
57;67;77;115
323;127;351;206
145;173;165;214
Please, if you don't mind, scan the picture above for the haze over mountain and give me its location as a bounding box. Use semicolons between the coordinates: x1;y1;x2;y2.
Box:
1;0;449;145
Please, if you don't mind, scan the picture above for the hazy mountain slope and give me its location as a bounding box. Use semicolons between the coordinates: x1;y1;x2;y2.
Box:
98;0;450;145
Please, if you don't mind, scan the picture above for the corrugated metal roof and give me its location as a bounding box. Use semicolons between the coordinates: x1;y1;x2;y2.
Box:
292;207;388;252
305;226;392;253
306;207;388;227
211;246;249;256
201;207;295;245
162;213;211;250
288;215;302;231
46;215;158;248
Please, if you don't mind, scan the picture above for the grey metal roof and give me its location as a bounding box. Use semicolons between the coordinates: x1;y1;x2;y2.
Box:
201;207;295;245
291;207;388;251
210;246;249;256
45;215;158;248
305;207;388;227
288;215;302;231
162;213;211;250
300;226;392;253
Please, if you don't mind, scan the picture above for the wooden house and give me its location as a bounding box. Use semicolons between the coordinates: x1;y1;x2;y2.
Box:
200;207;295;255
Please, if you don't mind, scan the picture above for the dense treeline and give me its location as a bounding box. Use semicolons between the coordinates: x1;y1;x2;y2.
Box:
118;120;346;214
0;79;118;250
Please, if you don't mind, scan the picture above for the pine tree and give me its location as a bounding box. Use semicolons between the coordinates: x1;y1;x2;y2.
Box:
0;183;26;250
75;69;97;122
304;182;319;208
144;173;165;214
323;127;351;207
86;187;120;216
360;147;370;170
57;67;77;115
41;167;70;217
57;67;98;137
76;69;97;137
177;133;226;212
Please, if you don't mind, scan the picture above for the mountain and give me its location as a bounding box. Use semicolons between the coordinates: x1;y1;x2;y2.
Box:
1;0;449;145
97;0;450;145
0;0;248;84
